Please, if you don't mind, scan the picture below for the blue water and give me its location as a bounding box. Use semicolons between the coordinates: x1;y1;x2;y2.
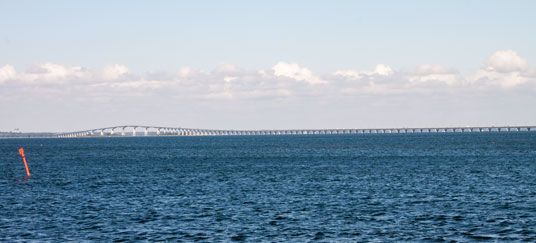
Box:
1;133;535;241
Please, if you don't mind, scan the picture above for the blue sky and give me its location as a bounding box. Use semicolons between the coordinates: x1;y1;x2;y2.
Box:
1;1;535;131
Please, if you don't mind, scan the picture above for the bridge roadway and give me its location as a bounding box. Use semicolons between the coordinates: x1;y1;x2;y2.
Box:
57;125;536;138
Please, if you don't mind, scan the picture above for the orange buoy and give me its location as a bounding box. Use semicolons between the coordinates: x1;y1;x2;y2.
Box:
18;148;30;177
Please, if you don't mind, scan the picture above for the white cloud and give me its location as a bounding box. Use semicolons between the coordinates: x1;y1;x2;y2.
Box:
214;63;241;73
415;64;454;75
1;50;535;103
177;67;200;78
19;63;91;84
472;69;528;88
374;64;393;76
223;76;237;82
409;74;460;85
470;50;533;87
333;64;393;80
107;80;164;89
341;82;401;95
272;61;326;84
332;69;363;80
409;64;460;85
485;50;528;73
101;64;129;80
202;91;233;100
0;64;16;83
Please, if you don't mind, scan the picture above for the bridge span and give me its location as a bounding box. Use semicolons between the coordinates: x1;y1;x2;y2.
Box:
57;125;536;138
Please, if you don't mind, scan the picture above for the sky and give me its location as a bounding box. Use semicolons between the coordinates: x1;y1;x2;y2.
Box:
1;0;535;132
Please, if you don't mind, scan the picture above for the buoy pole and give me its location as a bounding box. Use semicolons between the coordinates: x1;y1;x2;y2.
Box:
18;148;30;177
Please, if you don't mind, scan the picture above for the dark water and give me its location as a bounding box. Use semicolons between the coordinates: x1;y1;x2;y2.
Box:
1;133;535;241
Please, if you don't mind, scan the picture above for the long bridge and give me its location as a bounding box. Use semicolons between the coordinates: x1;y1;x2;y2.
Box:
57;125;536;138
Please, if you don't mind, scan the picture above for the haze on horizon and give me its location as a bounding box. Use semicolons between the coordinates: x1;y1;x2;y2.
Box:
1;1;535;132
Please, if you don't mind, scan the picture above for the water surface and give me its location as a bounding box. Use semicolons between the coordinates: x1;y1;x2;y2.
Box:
1;133;535;241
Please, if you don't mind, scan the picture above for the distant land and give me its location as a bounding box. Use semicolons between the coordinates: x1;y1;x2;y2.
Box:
0;132;58;138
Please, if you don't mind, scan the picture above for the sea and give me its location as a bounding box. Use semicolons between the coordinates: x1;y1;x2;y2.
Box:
1;133;535;241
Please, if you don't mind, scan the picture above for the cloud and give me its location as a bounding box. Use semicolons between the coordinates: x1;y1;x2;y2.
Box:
471;50;533;87
223;76;237;82
472;69;529;88
177;67;200;78
17;62;91;84
374;64;394;76
1;50;535;105
214;63;241;73
409;64;460;85
409;74;460;85
485;50;528;73
415;64;455;75
107;80;165;89
0;64;16;83
101;64;129;81
272;61;326;84
332;69;362;80
333;64;393;80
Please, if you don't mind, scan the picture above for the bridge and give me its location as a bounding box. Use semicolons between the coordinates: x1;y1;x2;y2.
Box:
57;125;536;138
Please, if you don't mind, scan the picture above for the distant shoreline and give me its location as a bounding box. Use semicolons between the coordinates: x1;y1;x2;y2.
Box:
0;132;58;138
